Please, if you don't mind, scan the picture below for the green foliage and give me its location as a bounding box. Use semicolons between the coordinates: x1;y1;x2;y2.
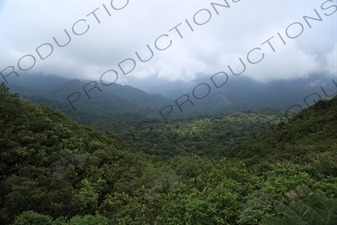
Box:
12;211;111;225
231;98;337;167
169;155;213;178
122;109;287;158
57;213;111;225
237;190;274;224
1;86;337;225
0;88;163;224
13;211;53;225
0;82;9;96
71;179;99;214
264;185;337;225
260;162;316;202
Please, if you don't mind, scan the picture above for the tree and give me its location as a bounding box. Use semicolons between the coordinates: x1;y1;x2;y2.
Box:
13;211;54;225
0;82;9;96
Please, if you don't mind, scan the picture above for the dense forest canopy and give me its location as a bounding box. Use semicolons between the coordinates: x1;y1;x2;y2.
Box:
0;82;336;224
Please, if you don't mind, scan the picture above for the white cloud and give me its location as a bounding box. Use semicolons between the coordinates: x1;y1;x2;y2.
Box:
0;0;336;86
243;41;321;82
323;43;337;76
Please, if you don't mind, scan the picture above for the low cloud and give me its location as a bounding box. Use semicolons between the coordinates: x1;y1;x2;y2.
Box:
1;0;336;87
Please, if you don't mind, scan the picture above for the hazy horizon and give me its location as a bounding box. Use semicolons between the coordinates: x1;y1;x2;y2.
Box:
1;0;336;90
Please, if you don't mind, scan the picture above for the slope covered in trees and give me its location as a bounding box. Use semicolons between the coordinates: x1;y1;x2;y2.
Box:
11;74;336;134
11;80;295;159
9;79;170;132
0;83;167;224
229;97;337;167
1;83;336;224
121;109;291;159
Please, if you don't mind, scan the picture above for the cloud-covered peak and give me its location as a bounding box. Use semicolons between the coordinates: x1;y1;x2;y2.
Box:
1;0;336;87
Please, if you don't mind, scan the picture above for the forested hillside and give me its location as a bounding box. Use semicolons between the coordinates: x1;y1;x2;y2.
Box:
10;74;336;134
9;79;170;132
121;109;292;159
10;79;298;159
0;83;165;223
230;97;337;167
1;83;336;225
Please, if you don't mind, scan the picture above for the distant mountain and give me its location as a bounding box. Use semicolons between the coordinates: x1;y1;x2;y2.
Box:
9;78;172;132
145;73;337;112
6;72;70;90
7;73;337;132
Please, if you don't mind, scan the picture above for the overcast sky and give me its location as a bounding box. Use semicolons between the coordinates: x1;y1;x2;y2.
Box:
1;0;336;88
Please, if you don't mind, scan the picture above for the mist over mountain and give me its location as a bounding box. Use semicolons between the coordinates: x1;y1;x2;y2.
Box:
5;73;70;90
7;72;336;132
8;75;171;131
144;73;336;108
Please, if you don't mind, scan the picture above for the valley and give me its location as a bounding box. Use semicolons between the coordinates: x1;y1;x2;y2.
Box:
1;78;336;224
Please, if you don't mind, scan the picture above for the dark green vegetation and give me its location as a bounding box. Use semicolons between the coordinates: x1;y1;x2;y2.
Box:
121;109;291;159
1;82;336;224
264;185;337;225
10;74;337;133
231;96;337;167
9;79;169;132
